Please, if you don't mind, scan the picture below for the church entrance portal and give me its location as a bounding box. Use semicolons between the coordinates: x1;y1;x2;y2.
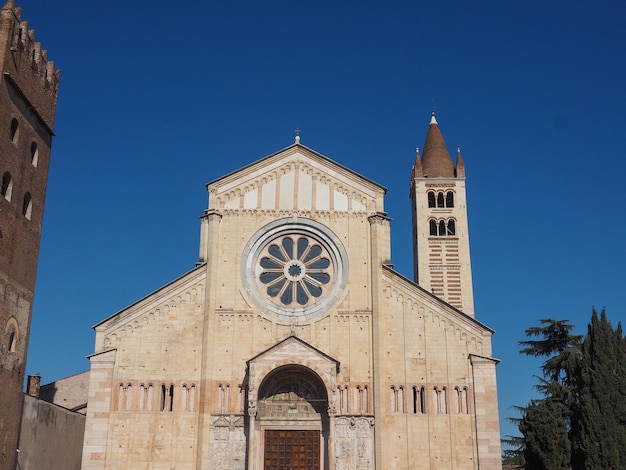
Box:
256;365;328;469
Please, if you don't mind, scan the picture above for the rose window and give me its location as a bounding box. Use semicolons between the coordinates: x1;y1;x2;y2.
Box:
258;235;332;308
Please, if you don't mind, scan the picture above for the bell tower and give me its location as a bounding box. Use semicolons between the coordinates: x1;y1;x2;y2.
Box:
410;113;474;317
0;1;59;468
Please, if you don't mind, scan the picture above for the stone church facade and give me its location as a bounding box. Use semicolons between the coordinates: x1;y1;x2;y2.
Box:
82;116;502;469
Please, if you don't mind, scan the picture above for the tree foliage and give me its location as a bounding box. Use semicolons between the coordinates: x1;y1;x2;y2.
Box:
507;309;626;469
519;398;570;470
570;309;626;470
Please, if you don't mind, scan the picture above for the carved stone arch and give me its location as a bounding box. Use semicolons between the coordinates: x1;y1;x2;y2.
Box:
257;364;329;417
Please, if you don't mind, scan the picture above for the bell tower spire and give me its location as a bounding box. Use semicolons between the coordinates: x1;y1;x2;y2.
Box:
409;113;475;317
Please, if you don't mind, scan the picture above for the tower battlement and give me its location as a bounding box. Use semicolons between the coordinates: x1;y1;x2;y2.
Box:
1;0;60;131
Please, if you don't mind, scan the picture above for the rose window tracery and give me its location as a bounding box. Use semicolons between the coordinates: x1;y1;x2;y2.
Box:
241;218;348;322
258;235;332;308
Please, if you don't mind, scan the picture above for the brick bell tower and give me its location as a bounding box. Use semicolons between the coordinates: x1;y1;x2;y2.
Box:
0;1;59;467
410;113;475;317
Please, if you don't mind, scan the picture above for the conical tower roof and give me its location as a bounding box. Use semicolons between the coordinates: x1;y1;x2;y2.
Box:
420;113;455;178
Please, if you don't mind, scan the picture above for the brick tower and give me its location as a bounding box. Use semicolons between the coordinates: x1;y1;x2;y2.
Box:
410;113;475;316
0;1;59;467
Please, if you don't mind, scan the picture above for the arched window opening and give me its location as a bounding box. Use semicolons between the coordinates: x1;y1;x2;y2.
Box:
22;192;32;219
438;220;446;236
182;384;188;412
1;172;12;201
435;387;447;414
429;219;437;236
10;118;19;143
189;385;196;412
160;384;166;411
446;191;454;207
147;384;154;411
139;383;146;411
30;142;38;167
420;386;426;413
118;384;125;411
437;192;445;208
168;384;174;411
126;384;132;411
9;331;17;352
412;386;418;414
447;219;456;236
427;191;436;208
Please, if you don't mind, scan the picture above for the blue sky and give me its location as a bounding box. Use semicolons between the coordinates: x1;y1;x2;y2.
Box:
21;0;626;444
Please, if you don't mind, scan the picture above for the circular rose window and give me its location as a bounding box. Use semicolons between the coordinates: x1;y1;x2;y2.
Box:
241;218;348;322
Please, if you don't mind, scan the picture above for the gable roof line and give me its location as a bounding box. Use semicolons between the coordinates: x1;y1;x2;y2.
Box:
382;264;495;334
206;143;387;194
246;334;340;372
92;263;207;330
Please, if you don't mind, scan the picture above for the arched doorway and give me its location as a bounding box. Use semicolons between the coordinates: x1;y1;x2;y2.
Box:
257;365;329;470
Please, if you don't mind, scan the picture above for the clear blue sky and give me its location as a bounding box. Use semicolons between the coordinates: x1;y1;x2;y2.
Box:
21;0;626;445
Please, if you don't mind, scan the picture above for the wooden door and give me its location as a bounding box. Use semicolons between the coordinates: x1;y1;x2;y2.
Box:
264;429;320;470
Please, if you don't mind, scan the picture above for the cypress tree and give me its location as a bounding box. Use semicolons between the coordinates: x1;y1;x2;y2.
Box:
571;308;626;470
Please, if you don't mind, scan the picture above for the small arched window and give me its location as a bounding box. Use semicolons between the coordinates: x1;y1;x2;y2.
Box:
30;142;38;167
160;384;166;411
447;219;456;236
22;192;32;219
446;192;454;207
427;192;436;208
1;172;12;201
438;220;446;236
10;118;19;143
429;220;437;236
437;192;445;208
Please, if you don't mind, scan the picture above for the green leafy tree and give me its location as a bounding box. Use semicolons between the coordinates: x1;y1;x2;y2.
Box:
570;308;626;470
508;318;581;468
519;318;582;387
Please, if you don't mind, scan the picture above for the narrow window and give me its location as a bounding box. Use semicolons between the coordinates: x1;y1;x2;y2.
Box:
427;191;436;208
446;191;454;207
182;384;188;412
438;220;446;236
1;172;12;201
429;220;437;236
10;118;19;143
8;331;17;352
139;384;146;410
437;192;445;208
189;385;196;412
420;386;426;413
362;386;368;413
118;384;125;411
168;384;174;411
22;192;32;219
126;383;132;411
160;384;166;411
30;142;38;167
412;386;418;414
147;384;154;411
447;219;456;236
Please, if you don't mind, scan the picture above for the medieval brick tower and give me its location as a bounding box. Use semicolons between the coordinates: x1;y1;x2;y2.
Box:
410;113;474;317
0;1;59;467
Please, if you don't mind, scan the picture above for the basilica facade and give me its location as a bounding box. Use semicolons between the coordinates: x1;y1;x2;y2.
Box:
81;116;502;469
